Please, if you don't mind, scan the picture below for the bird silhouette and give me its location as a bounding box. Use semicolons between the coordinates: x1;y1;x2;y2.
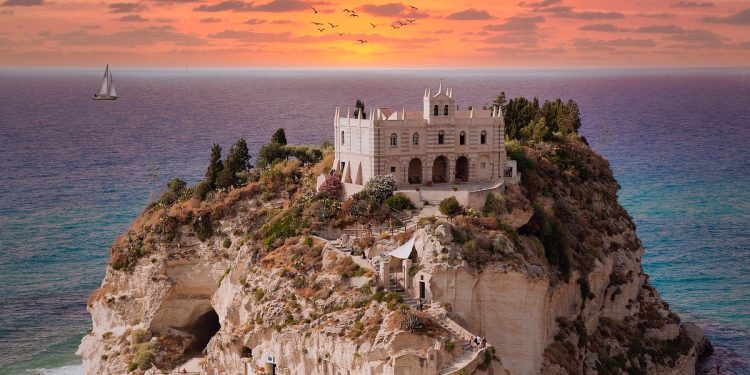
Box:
311;21;324;26
311;6;319;13
343;8;352;12
349;13;359;17
409;5;418;10
406;19;415;23
397;20;406;26
391;24;400;29
317;28;325;32
329;23;339;28
369;22;377;28
357;39;368;44
337;32;344;36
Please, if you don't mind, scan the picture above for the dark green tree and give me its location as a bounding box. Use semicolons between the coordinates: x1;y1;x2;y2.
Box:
504;97;540;140
355;99;366;119
559;100;582;135
492;91;508;115
271;128;288;146
257;141;287;168
216;138;252;189
205;143;223;188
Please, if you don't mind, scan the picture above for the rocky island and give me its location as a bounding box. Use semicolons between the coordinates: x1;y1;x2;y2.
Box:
78;90;712;375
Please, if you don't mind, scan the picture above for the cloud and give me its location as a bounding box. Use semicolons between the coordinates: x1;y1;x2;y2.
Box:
539;6;624;20
574;38;655;51
518;0;560;8
703;7;750;25
445;8;493;20
269;19;293;24
672;1;713;8
108;2;146;13
360;3;427;18
244;18;265;24
484;15;544;32
0;0;43;6
194;0;308;12
578;23;624;32
50;25;204;47
116;14;148;21
634;12;675;19
208;29;294;42
148;0;202;3
199;17;222;22
665;29;726;47
634;24;685;33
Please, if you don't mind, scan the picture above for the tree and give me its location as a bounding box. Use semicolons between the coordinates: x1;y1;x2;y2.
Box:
355;99;366;119
492;91;508;115
504;97;540;140
439;196;463;216
521;116;551;144
216;138;252;188
205;144;223;189
559;100;581;135
271;128;288;146
257;141;287;168
362;174;397;205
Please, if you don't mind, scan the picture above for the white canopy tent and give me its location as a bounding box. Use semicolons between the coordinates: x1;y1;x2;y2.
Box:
388;236;416;259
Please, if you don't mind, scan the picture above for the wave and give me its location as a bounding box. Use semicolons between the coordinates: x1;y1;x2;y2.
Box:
25;364;82;375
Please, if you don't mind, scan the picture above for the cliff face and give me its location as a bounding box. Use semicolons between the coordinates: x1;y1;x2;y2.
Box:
78;139;710;375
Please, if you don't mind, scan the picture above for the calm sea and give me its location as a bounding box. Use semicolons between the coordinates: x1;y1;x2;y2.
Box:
0;69;748;374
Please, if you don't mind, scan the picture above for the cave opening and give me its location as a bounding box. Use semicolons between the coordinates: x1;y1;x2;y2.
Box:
186;309;221;354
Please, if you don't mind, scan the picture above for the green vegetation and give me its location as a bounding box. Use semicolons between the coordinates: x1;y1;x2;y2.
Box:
355;99;366;119
502;95;581;143
520;204;571;279
271;128;287;146
110;231;146;272
191;213;213;242
361;174;398;205
318;174;342;199
385;193;415;211
262;210;308;247
215;138;252;189
257;128;323;168
127;341;159;372
438;196;463;216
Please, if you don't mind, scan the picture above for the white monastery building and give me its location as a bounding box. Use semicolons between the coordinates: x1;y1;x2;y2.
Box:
327;83;518;208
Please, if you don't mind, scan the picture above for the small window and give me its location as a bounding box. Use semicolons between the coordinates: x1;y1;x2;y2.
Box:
459;131;466;145
341;131;345;145
390;166;396;173
412;132;419;146
438;130;444;145
480;130;487;144
433;105;439;116
481;162;486;169
390;133;398;147
444;105;449;116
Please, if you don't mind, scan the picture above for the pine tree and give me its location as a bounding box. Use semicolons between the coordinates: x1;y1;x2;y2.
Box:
355;99;366;119
271;128;287;146
216;138;252;189
492;91;507;114
205;144;223;189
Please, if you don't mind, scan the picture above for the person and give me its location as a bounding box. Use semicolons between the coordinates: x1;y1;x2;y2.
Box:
417;298;423;311
481;337;487;348
367;222;372;235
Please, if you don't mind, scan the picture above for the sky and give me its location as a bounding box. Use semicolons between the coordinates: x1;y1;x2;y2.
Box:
1;0;749;68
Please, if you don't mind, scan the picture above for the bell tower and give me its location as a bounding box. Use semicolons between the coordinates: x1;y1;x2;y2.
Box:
423;80;455;125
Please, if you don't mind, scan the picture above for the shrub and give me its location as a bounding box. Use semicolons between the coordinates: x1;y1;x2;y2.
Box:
128;342;159;372
319;174;342;199
385;193;415;211
520;204;571;278
262;210;306;247
193;179;212;200
111;231;147;272
362;175;398;205
444;338;456;352
222;238;232;248
439;196;463;216
157;178;188;206
192;213;213;242
302;236;313;246
130;329;151;344
483;192;505;215
401;312;423;333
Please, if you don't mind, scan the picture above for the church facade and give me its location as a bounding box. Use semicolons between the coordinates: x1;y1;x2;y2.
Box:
333;84;514;190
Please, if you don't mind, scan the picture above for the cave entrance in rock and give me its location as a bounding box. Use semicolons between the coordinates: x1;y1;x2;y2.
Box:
186;309;221;354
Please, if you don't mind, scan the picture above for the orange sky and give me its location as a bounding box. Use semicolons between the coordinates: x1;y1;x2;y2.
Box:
1;0;749;67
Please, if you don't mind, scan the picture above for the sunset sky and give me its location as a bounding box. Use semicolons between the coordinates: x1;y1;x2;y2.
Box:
1;0;749;68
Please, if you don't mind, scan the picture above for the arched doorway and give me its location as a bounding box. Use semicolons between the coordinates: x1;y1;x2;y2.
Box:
408;158;422;184
455;156;469;182
186;309;221;354
432;156;448;183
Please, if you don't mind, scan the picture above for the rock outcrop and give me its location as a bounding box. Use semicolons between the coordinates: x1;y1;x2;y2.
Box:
78;139;710;375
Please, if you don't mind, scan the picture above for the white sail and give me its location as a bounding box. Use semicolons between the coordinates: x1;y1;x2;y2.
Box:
98;65;109;96
108;72;117;97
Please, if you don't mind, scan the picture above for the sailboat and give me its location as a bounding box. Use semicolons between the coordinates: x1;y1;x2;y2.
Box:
93;64;117;100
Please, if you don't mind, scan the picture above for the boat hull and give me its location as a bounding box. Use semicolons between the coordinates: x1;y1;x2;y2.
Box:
92;95;117;100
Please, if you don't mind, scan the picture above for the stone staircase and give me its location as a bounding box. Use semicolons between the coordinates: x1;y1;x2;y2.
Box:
390;207;413;224
389;286;491;375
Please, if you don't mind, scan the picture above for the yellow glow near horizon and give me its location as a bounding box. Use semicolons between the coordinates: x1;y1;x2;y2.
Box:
0;0;749;67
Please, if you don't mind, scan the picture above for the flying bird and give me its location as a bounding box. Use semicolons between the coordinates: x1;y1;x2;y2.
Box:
311;7;319;13
311;21;324;26
406;19;415;23
409;5;418;10
369;22;377;28
329;23;339;28
317;28;326;32
397;20;406;26
357;39;367;44
349;13;359;17
343;8;353;12
337;32;344;36
391;24;400;29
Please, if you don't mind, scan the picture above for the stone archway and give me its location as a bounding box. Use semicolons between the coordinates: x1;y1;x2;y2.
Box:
432;156;448;183
408;158;422;184
455;156;469;182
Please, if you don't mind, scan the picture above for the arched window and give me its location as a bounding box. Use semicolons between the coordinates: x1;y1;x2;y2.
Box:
480;130;487;144
341;131;345;145
433;105;439;116
390;133;398;147
412;132;419;146
459;131;466;145
438;130;444;145
444;105;449;116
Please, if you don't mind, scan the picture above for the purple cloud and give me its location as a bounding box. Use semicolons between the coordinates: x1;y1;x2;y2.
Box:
108;2;147;13
703;7;750;25
673;1;713;8
0;0;43;6
445;9;493;20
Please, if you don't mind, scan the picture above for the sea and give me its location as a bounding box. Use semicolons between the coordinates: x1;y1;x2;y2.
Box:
0;68;748;374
